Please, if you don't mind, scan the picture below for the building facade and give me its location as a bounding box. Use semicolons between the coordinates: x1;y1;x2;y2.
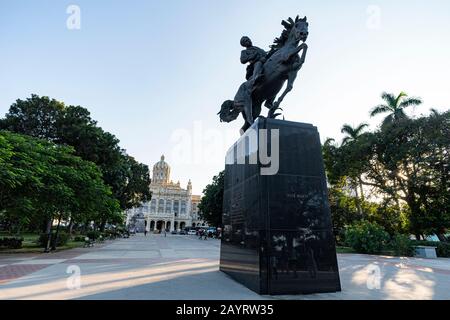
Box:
126;155;207;232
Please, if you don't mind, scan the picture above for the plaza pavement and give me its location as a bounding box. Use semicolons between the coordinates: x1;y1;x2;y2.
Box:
0;234;449;300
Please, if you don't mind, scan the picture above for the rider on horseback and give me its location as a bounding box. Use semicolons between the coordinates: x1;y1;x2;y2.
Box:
240;36;267;86
219;16;309;134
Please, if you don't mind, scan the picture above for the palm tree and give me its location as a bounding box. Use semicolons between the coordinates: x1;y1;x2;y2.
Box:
430;108;440;117
323;137;336;147
340;123;369;217
341;123;369;145
370;91;422;126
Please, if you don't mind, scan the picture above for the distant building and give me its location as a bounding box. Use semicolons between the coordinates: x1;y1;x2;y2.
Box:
126;155;208;232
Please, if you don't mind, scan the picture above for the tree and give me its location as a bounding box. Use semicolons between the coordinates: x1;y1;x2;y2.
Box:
198;171;224;227
325;109;450;239
341;123;369;145
0;131;122;240
1;95;151;212
340;123;370;214
370;91;422;126
112;155;151;212
0;95;65;141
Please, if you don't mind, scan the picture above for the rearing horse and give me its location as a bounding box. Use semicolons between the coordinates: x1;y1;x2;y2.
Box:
219;16;309;133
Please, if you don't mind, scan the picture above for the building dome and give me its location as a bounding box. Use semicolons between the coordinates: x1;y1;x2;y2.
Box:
152;155;171;184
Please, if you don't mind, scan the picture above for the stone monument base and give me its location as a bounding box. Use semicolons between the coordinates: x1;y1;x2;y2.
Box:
219;118;341;295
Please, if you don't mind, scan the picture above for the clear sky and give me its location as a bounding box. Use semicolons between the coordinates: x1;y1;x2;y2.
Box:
1;0;450;194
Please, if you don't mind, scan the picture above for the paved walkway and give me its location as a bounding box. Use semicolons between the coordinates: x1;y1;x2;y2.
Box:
0;234;449;300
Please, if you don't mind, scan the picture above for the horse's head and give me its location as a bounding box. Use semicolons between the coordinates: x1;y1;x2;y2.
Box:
218;100;240;123
290;16;309;43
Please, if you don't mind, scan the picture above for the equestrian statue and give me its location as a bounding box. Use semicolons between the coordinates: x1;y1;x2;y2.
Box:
218;16;309;133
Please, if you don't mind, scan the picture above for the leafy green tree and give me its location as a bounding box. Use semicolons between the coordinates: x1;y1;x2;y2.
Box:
1;95;151;212
198;171;224;227
370;91;422;126
0;131;122;241
0;95;65;141
325;107;450;240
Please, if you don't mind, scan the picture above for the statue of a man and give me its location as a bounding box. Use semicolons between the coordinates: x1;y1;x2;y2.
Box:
240;36;267;84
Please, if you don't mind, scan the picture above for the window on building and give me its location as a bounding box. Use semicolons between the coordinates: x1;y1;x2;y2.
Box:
173;200;179;217
180;200;186;215
158;199;164;213
165;200;172;213
150;199;156;213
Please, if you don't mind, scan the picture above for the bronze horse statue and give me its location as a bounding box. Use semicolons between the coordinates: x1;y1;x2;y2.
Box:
219;16;309;133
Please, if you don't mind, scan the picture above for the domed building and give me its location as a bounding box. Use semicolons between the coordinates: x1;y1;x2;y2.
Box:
126;155;208;232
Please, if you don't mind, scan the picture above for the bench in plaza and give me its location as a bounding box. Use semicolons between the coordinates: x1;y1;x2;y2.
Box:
414;246;438;259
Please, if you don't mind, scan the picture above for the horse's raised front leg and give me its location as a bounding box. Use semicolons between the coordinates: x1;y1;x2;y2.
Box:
269;44;308;118
268;70;298;118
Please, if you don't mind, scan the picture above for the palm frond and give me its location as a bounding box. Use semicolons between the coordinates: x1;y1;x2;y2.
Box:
370;104;390;117
341;136;352;146
341;124;355;136
354;123;369;135
381;92;396;107
395;91;408;106
430;108;440;116
399;97;423;109
324;138;336;147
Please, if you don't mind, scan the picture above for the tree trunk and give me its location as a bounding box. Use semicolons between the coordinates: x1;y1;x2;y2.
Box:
437;233;447;242
358;176;365;201
68;218;74;235
354;180;362;217
51;215;62;251
100;219;106;232
44;218;53;253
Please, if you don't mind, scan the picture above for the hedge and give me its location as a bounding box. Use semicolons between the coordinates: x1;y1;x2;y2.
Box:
0;236;24;249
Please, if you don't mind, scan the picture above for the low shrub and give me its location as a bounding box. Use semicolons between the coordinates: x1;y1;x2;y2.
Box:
390;234;414;257
86;230;101;240
73;236;87;242
38;231;70;248
345;221;390;254
0;236;24;249
410;240;450;258
103;230;117;239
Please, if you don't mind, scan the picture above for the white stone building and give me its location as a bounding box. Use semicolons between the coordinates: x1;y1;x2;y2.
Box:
126;155;207;232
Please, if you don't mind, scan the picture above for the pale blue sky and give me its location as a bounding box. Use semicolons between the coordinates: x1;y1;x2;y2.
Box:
1;0;450;194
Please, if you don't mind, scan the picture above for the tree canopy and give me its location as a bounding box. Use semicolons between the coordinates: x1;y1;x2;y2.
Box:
0;131;121;233
0;94;151;212
324;103;450;239
198;171;224;227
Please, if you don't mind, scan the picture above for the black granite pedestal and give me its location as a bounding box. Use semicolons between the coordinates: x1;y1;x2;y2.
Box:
219;118;341;295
